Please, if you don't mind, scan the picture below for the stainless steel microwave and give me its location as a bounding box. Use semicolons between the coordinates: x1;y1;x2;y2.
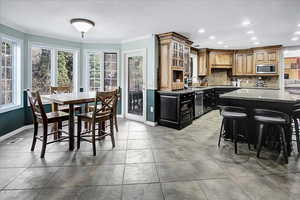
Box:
256;64;276;73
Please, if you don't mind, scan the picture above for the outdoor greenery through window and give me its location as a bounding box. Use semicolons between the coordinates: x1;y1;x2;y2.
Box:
104;53;117;91
57;51;73;87
88;53;101;91
0;41;14;106
32;47;51;94
31;46;76;94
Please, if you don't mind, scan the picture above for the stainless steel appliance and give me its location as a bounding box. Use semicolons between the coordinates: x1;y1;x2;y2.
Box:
256;64;276;73
194;91;204;118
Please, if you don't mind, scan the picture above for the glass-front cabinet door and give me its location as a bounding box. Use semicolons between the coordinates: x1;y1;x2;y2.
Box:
125;50;146;122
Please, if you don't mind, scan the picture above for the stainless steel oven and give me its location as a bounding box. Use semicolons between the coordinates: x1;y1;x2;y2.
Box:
256;64;276;74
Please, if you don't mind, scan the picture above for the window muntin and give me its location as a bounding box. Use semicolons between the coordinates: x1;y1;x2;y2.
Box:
104;53;117;91
0;41;14;106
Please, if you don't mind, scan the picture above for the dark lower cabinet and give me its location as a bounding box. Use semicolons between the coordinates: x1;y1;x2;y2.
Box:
158;91;194;130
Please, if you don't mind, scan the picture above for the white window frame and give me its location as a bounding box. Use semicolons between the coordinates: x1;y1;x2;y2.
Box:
28;42;80;93
83;49;120;92
0;34;23;113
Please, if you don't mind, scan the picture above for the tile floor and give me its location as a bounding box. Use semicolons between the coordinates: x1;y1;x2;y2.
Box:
0;111;300;200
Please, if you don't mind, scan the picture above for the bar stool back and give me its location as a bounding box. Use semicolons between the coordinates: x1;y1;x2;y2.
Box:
218;106;250;154
292;102;300;153
254;109;290;163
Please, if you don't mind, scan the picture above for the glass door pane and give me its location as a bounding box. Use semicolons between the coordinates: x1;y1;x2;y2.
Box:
104;53;117;91
128;56;143;116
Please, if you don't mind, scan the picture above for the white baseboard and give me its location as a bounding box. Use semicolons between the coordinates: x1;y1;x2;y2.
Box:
145;121;157;127
0;124;33;142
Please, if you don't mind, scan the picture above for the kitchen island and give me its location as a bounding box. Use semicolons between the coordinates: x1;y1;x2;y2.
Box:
219;88;300;154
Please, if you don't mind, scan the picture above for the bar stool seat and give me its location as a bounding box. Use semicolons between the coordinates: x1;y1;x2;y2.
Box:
218;106;250;154
254;109;290;164
254;115;286;124
221;111;247;119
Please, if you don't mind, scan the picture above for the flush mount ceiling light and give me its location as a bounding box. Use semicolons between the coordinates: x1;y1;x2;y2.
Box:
254;41;260;45
291;37;299;41
251;36;257;41
209;35;216;40
217;41;223;45
224;45;229;48
70;18;95;38
198;28;205;33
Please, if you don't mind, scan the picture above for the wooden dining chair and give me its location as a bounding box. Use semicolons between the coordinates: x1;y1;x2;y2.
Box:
77;90;117;156
88;87;120;132
27;89;70;158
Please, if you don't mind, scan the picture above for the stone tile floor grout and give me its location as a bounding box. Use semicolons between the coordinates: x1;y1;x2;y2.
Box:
1;111;300;199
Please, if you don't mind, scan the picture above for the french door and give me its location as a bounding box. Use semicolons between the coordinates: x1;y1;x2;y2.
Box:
124;49;146;122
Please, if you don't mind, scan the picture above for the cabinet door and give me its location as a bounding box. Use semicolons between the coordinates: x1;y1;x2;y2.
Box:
198;52;207;76
267;50;277;64
245;54;254;74
215;54;232;65
254;51;266;64
235;54;244;75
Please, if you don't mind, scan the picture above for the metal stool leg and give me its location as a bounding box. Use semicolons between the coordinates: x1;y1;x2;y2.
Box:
218;118;225;147
256;123;264;158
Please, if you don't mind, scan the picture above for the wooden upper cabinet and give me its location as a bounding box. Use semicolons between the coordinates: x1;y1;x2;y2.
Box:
267;50;277;64
234;54;244;75
245;53;254;74
233;51;254;75
215;54;232;66
198;49;208;76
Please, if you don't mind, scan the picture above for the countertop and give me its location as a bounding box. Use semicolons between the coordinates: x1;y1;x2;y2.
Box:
220;88;300;103
157;86;279;94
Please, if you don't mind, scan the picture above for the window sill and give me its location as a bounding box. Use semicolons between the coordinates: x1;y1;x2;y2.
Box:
0;104;22;114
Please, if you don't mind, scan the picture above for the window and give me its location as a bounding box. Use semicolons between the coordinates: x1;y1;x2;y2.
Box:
86;51;118;91
31;45;78;94
31;47;51;94
104;53;118;91
57;51;73;87
88;53;101;91
0;37;21;109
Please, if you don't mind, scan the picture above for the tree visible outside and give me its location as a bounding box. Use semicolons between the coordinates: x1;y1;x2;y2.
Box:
57;51;73;87
32;48;73;94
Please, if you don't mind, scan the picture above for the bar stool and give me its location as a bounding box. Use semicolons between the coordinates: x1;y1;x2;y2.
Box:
254;109;290;164
291;104;300;153
218;106;250;154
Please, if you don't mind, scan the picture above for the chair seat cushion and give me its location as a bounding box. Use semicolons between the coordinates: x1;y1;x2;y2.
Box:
221;111;247;119
254;115;287;124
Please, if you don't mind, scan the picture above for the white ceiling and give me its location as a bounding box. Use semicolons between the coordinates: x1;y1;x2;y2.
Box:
1;0;300;48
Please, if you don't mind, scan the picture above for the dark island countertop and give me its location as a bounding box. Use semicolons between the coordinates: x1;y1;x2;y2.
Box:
220;88;300;103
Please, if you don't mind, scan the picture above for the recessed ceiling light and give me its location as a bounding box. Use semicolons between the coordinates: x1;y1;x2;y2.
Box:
198;28;205;33
298;24;300;27
254;41;260;45
242;19;251;27
251;36;257;41
224;45;229;48
209;35;216;40
247;30;255;34
217;41;224;45
294;31;300;35
291;37;299;41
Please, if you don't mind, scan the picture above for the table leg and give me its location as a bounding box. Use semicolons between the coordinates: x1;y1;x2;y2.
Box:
84;103;88;129
52;103;58;139
69;104;75;150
